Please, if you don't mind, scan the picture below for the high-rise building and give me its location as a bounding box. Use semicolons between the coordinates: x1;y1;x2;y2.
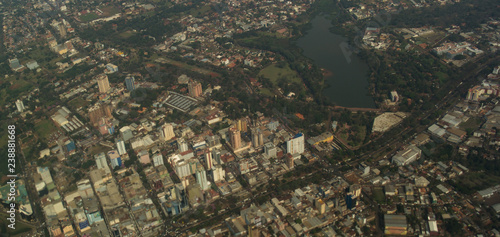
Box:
264;143;277;158
125;75;135;91
175;161;191;178
205;150;213;170
287;133;305;155
212;149;221;165
237;119;247;132
251;128;259;147
177;138;189;153
286;154;294;169
88;103;112;126
188;81;202;97
213;164;225;183
230;128;241;150
120;126;133;142
258;131;264;147
96;74;110;93
95;152;111;174
251;128;264;147
58;22;66;38
15;99;25;112
116;139;127;155
195;165;209;191
107;150;121;169
162;123;175;141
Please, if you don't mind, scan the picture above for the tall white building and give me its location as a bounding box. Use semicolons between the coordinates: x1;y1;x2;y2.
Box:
212;149;221;165
178;138;189;152
116;139;127;155
120;126;133;142
175;161;191;178
264;143;277;158
15;99;25;112
162;123;175;141
195;166;209;191
205;151;213;170
213;165;225;183
287;133;305;155
95;152;111;174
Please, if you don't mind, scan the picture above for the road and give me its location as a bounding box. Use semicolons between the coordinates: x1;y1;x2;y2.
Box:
353;54;500;166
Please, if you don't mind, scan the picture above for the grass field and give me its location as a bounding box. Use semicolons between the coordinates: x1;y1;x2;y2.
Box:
68;97;89;110
119;30;137;39
154;58;220;77
89;144;110;156
259;88;274;96
459;117;482;131
79;13;99;22
0;76;33;109
0;213;34;235
100;6;121;16
34;119;58;141
258;63;301;86
435;71;449;83
190;5;211;16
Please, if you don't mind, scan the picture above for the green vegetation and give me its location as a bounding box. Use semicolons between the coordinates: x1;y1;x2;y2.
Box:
338;125;366;147
258;63;302;86
67;97;89;110
118;30;137;39
88;144;110;156
459;117;482;135
34;120;58;141
0;213;34;235
189;5;211;16
390;0;500;30
448;172;500;195
100;6;121;16
79;13;99;22
373;187;386;204
258;88;274;96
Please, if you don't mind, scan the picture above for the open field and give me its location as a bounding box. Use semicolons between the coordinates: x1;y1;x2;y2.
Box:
34;119;58;141
259;88;274;96
258;63;301;86
119;30;137;39
100;6;121;16
154;58;220;77
459;117;482;131
67;97;89;110
190;5;211;16
79;13;99;22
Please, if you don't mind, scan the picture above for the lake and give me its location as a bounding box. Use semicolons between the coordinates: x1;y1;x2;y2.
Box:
296;15;376;108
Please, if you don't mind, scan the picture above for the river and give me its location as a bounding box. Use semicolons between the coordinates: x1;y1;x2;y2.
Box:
296;15;376;108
